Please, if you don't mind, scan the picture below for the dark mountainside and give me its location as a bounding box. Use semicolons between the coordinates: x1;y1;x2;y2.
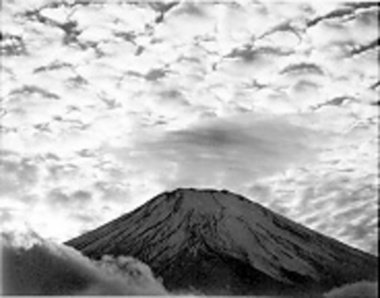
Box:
66;188;378;296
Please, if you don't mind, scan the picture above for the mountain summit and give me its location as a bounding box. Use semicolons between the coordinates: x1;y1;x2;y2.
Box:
66;188;378;295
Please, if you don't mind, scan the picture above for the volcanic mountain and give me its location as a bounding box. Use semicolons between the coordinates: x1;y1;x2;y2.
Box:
66;188;378;296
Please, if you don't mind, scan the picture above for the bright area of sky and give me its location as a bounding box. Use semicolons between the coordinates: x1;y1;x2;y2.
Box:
0;0;378;255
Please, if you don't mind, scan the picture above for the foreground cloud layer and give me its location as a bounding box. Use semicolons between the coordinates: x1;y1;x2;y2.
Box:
324;281;378;298
1;0;378;256
1;231;377;297
1;232;167;295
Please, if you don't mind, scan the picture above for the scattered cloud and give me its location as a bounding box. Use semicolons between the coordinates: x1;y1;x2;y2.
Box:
1;0;378;255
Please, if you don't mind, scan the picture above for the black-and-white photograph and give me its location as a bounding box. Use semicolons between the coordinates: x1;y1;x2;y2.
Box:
1;0;378;297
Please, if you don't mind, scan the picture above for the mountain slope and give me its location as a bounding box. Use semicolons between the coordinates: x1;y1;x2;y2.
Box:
66;188;378;295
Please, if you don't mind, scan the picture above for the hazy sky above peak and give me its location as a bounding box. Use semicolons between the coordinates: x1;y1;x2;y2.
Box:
0;0;378;255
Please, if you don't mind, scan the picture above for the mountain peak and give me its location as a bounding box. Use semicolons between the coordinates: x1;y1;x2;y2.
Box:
67;188;378;296
163;187;266;217
169;187;240;210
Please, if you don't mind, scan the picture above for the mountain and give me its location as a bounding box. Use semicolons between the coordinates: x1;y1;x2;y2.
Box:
66;188;378;296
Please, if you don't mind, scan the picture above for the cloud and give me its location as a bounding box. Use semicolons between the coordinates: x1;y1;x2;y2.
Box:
0;154;39;197
324;281;378;298
1;231;168;295
3;229;375;297
247;163;378;256
1;0;378;253
48;188;92;208
122;114;321;192
0;208;14;224
156;2;216;44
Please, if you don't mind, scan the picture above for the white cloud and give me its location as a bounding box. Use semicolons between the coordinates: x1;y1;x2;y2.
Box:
324;281;378;298
156;2;216;44
1;231;168;295
1;0;378;253
40;6;71;24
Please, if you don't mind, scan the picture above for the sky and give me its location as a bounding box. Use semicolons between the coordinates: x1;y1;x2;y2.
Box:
0;0;378;256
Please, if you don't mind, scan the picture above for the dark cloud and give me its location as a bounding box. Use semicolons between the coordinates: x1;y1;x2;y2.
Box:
248;183;272;201
0;208;13;224
9;85;60;100
280;62;325;76
72;190;92;201
129;115;320;191
48;188;92;208
1;232;168;295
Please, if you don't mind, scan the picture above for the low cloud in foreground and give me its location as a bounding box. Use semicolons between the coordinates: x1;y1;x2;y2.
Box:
324;281;378;298
1;232;377;297
1;232;167;295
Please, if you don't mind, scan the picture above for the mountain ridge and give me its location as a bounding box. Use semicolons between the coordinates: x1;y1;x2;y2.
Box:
66;188;378;295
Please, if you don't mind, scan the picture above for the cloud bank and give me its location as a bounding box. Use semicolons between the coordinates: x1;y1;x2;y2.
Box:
324;281;378;298
1;231;377;297
1;232;167;295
